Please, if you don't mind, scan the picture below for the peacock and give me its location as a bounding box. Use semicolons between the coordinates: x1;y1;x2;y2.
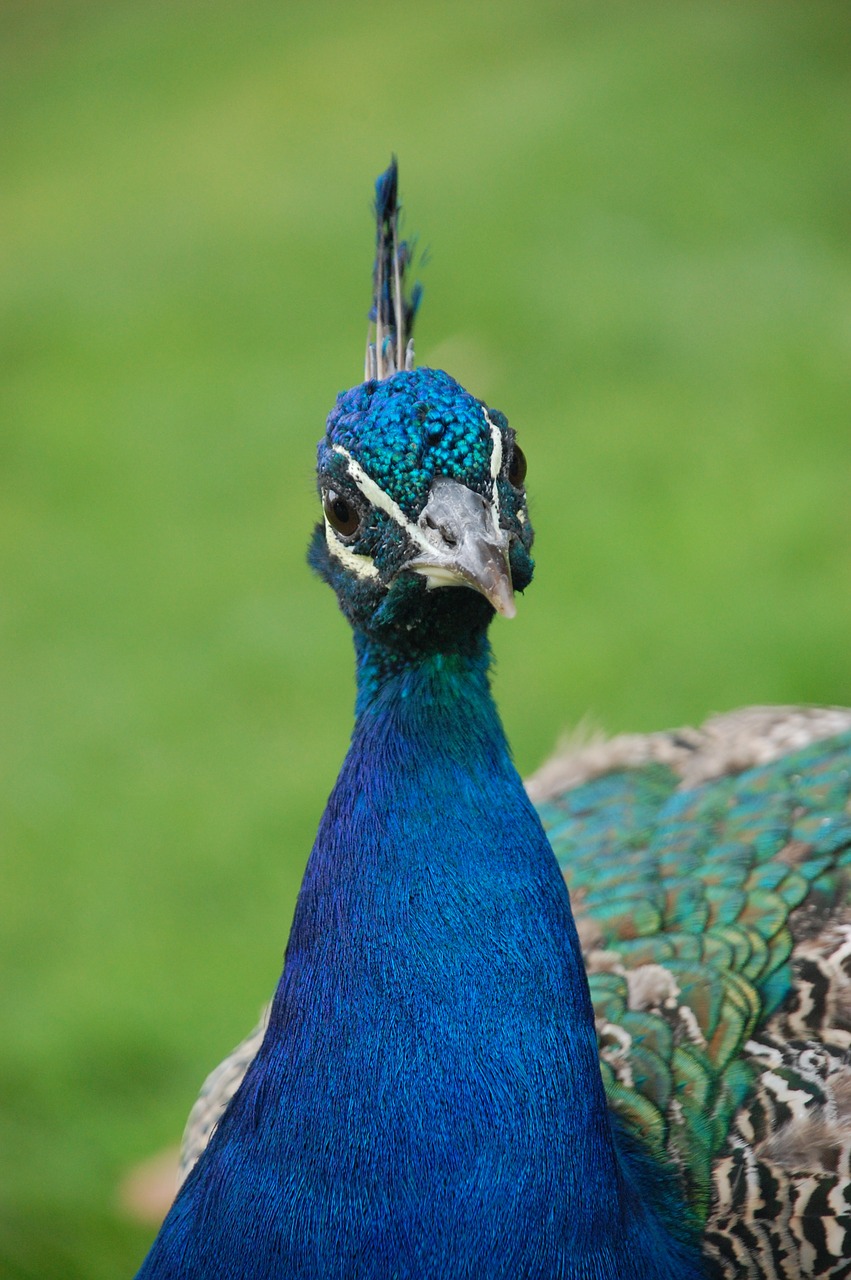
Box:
134;161;851;1279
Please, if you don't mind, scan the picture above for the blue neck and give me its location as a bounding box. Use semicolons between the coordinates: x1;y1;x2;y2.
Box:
138;629;701;1279
351;616;494;715
279;630;623;1259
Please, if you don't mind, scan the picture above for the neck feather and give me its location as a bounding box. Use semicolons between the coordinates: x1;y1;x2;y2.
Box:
140;619;701;1280
277;625;631;1244
352;619;494;716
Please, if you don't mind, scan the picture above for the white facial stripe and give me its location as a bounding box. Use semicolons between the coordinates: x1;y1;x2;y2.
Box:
484;409;503;483
331;445;434;554
324;520;379;580
482;408;503;536
331;426;512;566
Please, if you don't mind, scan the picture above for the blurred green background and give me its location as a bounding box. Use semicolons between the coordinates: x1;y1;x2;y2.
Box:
2;0;849;1274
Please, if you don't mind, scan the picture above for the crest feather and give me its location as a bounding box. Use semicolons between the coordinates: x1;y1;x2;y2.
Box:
366;157;422;380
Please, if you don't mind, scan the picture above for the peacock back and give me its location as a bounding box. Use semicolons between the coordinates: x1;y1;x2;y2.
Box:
530;706;851;1279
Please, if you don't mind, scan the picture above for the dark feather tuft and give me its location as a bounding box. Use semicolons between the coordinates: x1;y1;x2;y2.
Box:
366;157;421;380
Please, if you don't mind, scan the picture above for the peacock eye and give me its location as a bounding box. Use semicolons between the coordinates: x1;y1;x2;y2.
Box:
324;490;361;537
508;444;527;488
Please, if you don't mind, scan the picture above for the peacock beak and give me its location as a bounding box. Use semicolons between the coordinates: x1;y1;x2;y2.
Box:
406;476;516;618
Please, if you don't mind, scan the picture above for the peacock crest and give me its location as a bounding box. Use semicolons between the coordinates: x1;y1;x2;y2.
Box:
364;157;422;381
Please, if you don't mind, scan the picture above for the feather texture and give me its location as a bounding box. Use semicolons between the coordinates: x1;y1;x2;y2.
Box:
175;711;851;1277
365;157;421;380
540;721;851;1277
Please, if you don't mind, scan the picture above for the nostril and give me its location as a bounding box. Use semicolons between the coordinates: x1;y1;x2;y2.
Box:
424;513;457;547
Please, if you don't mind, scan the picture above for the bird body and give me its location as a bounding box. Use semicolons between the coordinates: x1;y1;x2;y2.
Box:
134;164;851;1279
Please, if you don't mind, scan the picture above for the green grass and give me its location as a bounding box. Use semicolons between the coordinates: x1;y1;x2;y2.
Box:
1;1;849;1274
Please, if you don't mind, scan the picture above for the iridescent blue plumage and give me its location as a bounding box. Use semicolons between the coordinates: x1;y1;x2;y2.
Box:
134;164;851;1279
139;627;702;1277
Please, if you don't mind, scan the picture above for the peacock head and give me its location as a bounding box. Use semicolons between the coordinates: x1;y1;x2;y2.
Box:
308;160;534;651
309;365;534;649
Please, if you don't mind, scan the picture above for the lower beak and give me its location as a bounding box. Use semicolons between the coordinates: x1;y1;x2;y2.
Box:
406;477;516;619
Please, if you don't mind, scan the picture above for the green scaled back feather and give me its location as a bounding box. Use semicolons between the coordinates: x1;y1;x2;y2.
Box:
537;729;851;1223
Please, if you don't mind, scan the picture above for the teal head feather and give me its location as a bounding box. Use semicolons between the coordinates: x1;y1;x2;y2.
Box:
310;368;534;648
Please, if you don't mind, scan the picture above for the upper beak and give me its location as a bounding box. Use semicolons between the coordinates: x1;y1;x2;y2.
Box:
406;477;516;618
